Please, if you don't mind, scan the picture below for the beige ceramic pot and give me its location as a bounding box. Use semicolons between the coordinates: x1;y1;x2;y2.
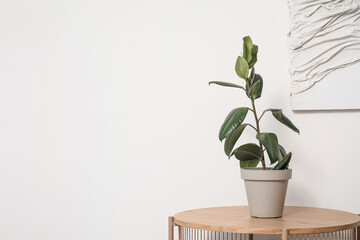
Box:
240;168;292;218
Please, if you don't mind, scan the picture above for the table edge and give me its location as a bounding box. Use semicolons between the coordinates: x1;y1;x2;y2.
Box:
173;206;360;234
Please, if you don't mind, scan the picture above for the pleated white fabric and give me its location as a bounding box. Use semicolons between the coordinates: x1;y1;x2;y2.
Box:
288;0;360;94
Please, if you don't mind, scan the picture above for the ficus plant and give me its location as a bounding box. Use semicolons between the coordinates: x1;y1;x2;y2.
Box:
209;36;299;170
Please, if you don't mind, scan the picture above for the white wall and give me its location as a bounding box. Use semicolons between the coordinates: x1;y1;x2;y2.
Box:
0;0;359;239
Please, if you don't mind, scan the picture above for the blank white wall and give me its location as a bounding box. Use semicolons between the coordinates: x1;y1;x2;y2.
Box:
0;0;359;239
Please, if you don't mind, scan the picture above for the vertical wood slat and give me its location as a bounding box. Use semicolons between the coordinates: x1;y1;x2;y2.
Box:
175;225;360;240
282;229;289;240
169;217;174;240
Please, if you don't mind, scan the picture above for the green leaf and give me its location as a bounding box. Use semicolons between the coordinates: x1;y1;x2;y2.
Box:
249;80;261;97
249;67;255;83
256;132;280;164
209;81;245;91
279;144;287;159
252;74;263;99
235;56;249;80
240;159;260;168
265;109;300;134
219;107;249;141
273;152;292;170
246;74;263;99
243;36;253;63
224;124;248;157
248;44;258;69
233;143;262;168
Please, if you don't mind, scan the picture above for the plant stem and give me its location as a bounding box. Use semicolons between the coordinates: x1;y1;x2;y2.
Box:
248;124;258;132
258;111;265;122
247;67;266;169
251;97;266;170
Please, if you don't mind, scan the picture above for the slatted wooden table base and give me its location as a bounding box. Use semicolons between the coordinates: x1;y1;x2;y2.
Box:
169;206;360;240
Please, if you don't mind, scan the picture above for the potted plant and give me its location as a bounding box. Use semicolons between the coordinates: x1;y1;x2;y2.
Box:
209;36;299;218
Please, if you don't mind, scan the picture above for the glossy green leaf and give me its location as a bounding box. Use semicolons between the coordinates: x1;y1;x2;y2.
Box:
246;74;263;99
256;132;280;164
233;143;262;168
252;74;263;99
279;144;287;159
243;36;253;63
240;159;260;168
249;67;255;83
265;109;300;134
235;56;249;80
273;152;292;170
224;124;248;157
219;107;249;141
248;44;258;69
209;81;245;91
249;80;261;97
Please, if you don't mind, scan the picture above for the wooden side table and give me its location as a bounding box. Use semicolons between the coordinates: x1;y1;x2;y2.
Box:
169;206;360;240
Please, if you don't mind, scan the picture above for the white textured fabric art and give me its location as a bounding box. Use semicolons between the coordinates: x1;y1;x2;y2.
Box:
288;0;360;94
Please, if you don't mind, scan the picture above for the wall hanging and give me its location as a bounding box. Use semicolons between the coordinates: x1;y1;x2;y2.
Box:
288;0;360;110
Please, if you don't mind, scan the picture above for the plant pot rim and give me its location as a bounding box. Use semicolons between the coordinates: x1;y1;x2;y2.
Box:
241;167;292;170
241;168;292;181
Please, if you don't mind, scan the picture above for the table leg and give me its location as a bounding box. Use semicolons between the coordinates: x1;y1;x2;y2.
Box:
169;216;174;240
249;234;254;240
357;226;360;240
282;229;289;240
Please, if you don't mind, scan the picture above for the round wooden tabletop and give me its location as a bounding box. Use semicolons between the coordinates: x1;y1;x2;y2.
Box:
174;206;360;234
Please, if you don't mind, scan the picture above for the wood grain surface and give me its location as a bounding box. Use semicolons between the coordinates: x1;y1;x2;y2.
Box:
173;206;360;234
